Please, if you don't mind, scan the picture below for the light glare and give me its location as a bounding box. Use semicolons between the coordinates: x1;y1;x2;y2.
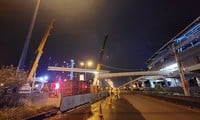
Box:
160;63;178;72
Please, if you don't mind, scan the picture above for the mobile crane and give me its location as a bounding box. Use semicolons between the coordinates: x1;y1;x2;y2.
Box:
92;34;108;92
28;19;55;89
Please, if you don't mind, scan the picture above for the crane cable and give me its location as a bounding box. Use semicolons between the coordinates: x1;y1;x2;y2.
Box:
101;64;144;72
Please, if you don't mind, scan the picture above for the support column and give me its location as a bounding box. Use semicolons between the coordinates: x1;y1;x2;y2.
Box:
150;80;155;88
172;44;190;96
196;77;200;87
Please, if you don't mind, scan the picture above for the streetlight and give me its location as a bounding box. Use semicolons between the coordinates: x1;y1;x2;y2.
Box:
80;62;85;67
87;60;93;67
79;60;93;81
80;60;94;68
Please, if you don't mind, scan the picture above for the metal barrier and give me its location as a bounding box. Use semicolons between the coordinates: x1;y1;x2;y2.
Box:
137;92;200;108
144;87;200;96
0;93;49;107
60;91;108;112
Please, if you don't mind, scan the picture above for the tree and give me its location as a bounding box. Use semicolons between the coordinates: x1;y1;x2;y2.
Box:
0;65;28;94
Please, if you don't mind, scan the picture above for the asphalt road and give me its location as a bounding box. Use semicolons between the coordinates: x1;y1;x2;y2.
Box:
46;93;200;120
122;93;200;120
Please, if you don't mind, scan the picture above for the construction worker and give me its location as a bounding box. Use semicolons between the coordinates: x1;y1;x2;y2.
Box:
108;87;112;96
107;87;113;104
41;83;49;94
113;88;118;100
116;88;120;99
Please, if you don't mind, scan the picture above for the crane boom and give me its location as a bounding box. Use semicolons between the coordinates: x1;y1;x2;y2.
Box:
28;19;55;80
93;34;109;86
96;34;109;72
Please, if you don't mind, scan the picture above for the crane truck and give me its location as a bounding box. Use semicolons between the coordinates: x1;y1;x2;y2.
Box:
19;20;55;93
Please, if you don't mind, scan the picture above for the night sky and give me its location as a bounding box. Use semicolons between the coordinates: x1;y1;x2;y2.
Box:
0;0;200;78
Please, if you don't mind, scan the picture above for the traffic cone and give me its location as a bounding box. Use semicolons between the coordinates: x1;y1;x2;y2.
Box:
108;96;112;107
99;103;103;119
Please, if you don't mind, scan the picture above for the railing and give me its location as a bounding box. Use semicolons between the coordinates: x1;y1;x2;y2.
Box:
134;87;200;108
0;93;49;107
142;86;200;96
136;90;200;108
60;91;109;112
0;91;109;109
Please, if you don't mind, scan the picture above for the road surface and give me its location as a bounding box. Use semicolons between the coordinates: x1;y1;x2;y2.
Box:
122;93;200;120
46;92;200;120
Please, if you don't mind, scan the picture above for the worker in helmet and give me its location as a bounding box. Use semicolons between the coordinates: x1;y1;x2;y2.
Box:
116;88;120;99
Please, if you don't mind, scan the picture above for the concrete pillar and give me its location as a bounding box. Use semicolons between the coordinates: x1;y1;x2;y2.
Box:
164;79;169;87
150;80;155;88
196;77;200;87
136;81;140;89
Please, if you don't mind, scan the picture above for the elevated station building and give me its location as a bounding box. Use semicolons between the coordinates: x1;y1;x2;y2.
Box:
145;16;200;88
128;17;200;94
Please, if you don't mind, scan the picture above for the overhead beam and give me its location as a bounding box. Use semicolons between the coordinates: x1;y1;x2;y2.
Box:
48;66;109;73
98;71;169;78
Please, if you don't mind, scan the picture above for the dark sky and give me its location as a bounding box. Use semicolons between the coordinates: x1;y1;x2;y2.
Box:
0;0;200;77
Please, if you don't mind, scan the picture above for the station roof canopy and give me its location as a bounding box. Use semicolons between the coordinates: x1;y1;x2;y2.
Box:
146;16;200;65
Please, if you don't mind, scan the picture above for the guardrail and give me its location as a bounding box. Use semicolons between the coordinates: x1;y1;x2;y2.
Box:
142;86;200;96
0;93;49;107
135;91;200;108
60;91;108;112
25;91;109;119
